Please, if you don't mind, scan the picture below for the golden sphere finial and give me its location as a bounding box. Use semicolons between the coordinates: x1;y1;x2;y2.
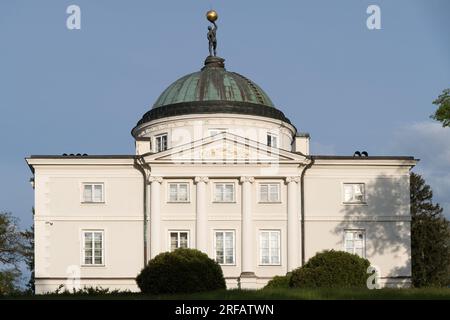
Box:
206;10;218;23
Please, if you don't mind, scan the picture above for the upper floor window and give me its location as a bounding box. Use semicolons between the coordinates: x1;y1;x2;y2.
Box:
343;183;365;204
169;231;189;251
83;183;104;203
259;230;281;265
344;230;365;258
259;183;280;203
82;230;104;265
214;230;235;265
168;183;189;202
209;128;228;137
214;183;235;202
267;133;278;148
155;133;168;152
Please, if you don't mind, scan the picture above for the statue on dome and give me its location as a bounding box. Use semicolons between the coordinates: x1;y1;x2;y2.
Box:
206;10;218;56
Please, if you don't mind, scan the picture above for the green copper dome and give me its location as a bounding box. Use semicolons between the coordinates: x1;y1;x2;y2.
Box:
134;56;293;130
152;56;274;108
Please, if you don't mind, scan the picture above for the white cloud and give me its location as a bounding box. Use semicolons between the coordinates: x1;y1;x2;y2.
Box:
387;121;450;218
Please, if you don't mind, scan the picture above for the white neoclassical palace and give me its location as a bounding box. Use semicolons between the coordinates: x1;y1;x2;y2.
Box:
26;54;416;293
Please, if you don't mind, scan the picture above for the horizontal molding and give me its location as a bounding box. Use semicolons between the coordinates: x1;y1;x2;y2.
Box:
35;216;410;222
160;217;196;221
162;217;288;221
36;172;141;177
252;215;287;221
304;174;409;179
35;216;144;222
305;215;411;222
182;216;241;221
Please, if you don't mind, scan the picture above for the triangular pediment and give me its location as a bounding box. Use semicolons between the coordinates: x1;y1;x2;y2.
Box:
143;133;306;164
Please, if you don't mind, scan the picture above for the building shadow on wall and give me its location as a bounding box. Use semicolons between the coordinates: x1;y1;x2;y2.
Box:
332;173;411;278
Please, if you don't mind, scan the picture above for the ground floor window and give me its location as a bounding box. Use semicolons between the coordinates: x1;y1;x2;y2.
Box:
344;230;366;258
169;231;189;251
259;230;281;265
82;230;104;265
214;230;235;265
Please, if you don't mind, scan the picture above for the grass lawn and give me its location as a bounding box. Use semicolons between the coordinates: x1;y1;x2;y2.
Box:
160;288;450;300
5;287;450;300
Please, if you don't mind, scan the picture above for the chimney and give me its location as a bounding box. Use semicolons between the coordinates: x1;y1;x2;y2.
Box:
294;132;310;155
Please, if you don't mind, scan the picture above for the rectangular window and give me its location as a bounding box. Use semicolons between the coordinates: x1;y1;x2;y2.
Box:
343;183;365;203
169;231;189;251
208;128;228;136
259;183;280;202
260;230;281;265
155;133;168;152
267;133;278;148
214;230;235;265
214;183;235;202
344;230;365;258
82;183;104;203
83;230;104;265
168;183;189;202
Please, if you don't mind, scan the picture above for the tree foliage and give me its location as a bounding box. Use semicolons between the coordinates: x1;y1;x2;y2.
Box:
410;172;450;287
0;212;26;295
0;269;21;295
21;224;34;293
431;88;450;127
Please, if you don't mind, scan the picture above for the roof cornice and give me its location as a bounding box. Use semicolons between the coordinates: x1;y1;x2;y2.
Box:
132;100;294;137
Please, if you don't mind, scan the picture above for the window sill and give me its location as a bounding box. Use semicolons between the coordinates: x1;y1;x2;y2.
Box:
212;201;237;204
258;264;282;267
258;201;282;204
167;201;191;204
218;263;236;266
81;264;106;268
81;202;106;204
342;202;367;206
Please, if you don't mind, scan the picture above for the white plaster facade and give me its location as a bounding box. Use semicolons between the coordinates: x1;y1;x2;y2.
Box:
26;118;416;293
26;61;416;294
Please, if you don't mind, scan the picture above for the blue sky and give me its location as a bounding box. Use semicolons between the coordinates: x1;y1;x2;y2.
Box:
0;0;449;230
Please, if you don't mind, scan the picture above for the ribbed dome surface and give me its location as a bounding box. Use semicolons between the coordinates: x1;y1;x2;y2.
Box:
152;56;274;108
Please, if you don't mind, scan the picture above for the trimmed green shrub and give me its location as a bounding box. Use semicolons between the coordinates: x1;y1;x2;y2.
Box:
289;250;371;288
264;273;292;289
136;248;226;294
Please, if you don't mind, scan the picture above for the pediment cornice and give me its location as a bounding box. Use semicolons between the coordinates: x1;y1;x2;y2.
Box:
142;133;307;165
